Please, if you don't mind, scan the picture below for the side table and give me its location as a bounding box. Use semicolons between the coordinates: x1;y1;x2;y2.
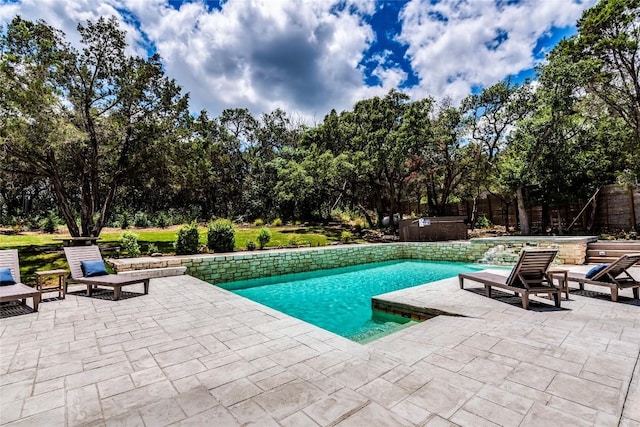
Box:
35;269;67;299
548;269;569;300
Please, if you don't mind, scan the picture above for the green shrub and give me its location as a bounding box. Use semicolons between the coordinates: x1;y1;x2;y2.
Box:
270;217;283;227
475;215;491;229
120;212;131;229
253;218;264;227
207;219;235;253
246;240;256;251
119;232;141;258
257;227;271;249
287;236;300;247
134;212;150;228
341;231;353;243
175;222;200;255
342;231;353;242
155;212;169;228
353;218;365;232
40;210;60;233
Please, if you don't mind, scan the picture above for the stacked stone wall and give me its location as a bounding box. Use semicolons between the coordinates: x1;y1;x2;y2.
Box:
108;237;595;284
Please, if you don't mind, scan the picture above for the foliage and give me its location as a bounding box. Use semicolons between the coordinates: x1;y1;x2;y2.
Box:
271;217;283;226
0;16;189;237
257;227;271;249
174;223;200;255
246;240;256;251
120;212;131;230
147;243;159;255
2;8;640;237
207;219;235;253
40;210;60;233
134;212;151;228
562;0;640;173
340;231;353;243
474;216;491;229
287;236;301;247
155;212;169;228
119;232;141;258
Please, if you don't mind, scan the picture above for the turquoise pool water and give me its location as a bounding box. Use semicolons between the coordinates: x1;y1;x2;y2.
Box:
219;260;483;342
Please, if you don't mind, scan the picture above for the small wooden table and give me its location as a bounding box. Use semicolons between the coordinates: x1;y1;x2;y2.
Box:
35;269;67;299
548;269;569;300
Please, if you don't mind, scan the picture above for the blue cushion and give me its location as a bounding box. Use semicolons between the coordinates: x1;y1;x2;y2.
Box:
80;260;108;277
0;268;16;286
586;263;609;279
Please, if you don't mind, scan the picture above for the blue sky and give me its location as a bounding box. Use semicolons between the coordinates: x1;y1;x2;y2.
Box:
0;0;597;121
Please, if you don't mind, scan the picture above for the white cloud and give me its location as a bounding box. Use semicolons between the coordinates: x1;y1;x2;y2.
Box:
1;0;597;120
0;0;146;56
100;0;386;120
398;0;598;103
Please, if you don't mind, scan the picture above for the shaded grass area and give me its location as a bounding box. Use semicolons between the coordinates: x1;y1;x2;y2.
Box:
1;226;337;284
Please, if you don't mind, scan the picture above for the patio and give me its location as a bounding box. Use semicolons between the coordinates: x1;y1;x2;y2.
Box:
1;266;639;426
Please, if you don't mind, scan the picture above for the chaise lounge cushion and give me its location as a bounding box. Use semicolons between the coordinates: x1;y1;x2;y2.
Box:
586;263;609;279
81;260;109;277
0;267;16;286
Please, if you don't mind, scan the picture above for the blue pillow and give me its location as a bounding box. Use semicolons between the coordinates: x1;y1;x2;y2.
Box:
80;260;108;277
586;263;609;279
0;267;16;286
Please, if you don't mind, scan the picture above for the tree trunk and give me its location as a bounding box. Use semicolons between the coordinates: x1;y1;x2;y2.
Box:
357;203;375;229
503;201;510;232
587;192;598;232
516;187;530;235
50;174;80;237
470;196;478;230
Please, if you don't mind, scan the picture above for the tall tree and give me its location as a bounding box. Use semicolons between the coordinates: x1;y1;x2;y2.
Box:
0;16;189;236
346;90;432;229
564;0;640;164
416;99;472;216
462;80;534;229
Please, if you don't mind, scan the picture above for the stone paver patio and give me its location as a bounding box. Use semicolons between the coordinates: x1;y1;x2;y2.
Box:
1;265;639;426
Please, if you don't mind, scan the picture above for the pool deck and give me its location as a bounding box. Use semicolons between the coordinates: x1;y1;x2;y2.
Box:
1;265;639;426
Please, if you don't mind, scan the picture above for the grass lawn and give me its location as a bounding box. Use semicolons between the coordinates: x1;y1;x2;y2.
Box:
1;225;345;283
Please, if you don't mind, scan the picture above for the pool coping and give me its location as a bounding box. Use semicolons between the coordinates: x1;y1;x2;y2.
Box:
1;265;639;425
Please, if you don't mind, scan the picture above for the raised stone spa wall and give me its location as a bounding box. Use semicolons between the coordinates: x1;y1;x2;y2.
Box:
109;236;597;284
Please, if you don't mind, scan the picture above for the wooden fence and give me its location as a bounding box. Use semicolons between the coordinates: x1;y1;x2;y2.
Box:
403;184;639;233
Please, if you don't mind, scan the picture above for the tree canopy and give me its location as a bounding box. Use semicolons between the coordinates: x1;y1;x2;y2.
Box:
1;0;639;236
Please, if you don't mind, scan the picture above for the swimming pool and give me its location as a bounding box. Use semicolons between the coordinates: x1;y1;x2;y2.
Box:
219;259;484;342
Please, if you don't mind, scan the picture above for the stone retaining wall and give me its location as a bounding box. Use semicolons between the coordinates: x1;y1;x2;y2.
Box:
108;236;597;284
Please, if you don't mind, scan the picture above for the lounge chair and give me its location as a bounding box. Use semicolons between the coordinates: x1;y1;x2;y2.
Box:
458;249;562;310
566;253;640;302
0;249;41;312
64;246;149;301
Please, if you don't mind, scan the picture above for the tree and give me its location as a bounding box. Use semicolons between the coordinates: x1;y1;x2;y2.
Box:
0;16;189;236
565;0;640;162
415;99;472;216
345;90;433;229
504;46;623;234
461;80;533;229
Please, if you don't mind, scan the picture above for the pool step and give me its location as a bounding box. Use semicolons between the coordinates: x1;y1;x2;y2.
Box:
371;298;465;322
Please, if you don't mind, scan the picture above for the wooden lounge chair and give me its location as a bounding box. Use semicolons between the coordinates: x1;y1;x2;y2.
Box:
458;249;562;310
64;246;150;301
0;249;40;312
566;253;640;302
